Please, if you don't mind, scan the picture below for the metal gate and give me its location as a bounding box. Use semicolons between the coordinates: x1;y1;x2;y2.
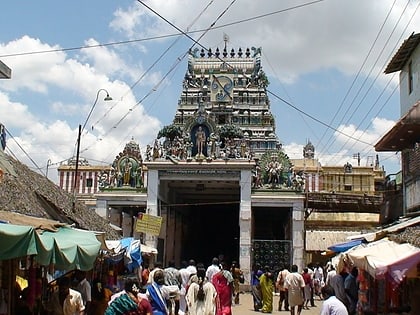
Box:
252;240;292;273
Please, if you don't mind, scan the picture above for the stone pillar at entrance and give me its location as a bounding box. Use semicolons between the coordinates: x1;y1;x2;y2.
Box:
239;169;252;283
95;199;108;218
292;201;305;271
146;169;159;249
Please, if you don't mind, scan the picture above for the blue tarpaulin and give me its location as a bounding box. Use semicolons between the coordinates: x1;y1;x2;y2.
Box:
105;238;142;271
328;238;364;253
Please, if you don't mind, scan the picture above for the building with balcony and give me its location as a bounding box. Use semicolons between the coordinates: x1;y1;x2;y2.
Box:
376;32;420;218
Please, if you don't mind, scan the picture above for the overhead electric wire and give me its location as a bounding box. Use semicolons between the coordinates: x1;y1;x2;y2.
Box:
324;0;419;165
78;0;218;159
79;0;238;158
262;50;323;147
267;89;373;146
316;0;398;158
0;0;326;59
3;127;45;175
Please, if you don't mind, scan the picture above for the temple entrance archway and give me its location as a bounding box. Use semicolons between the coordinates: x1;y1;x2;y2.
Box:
159;175;241;267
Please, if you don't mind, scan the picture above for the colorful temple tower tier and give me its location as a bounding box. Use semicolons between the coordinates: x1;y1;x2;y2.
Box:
161;46;281;162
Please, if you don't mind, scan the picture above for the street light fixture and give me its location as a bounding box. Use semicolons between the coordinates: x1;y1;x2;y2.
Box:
46;159;52;178
73;89;113;195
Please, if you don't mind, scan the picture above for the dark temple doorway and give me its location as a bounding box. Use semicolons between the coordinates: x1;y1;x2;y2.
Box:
178;203;239;266
161;178;241;267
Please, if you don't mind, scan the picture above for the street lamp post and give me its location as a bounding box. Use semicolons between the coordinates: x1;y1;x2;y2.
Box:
46;159;52;178
73;89;113;196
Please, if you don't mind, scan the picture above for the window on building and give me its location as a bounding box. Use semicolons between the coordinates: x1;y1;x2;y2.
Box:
408;61;413;94
344;185;352;191
86;178;93;187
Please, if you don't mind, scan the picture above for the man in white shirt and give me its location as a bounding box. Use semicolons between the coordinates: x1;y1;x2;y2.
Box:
320;285;348;315
275;266;290;311
186;259;197;275
313;263;324;298
206;257;220;282
284;264;305;315
75;270;91;314
179;260;191;315
48;277;85;315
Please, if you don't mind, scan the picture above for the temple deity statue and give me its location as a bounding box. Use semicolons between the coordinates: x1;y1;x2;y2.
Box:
266;155;282;186
121;157;133;186
186;141;193;159
153;139;161;160
195;126;206;157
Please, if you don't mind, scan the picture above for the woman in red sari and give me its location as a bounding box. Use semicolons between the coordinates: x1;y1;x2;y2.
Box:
212;261;234;315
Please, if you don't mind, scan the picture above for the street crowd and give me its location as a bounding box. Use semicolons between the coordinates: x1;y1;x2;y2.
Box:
41;259;355;315
251;262;355;315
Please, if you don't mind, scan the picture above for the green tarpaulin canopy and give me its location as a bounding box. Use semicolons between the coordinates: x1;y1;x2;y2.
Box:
0;224;38;259
0;223;101;271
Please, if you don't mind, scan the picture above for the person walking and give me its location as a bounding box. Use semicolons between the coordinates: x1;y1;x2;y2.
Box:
205;257;220;283
320;285;348;315
179;260;191;315
146;270;180;315
105;279;153;315
230;261;244;305
75;270;91;315
186;265;217;315
47;276;85;315
276;265;290;311
313;263;324;299
259;265;275;313
164;261;182;315
250;263;263;311
307;263;316;307
284;264;305;315
301;268;312;310
329;271;349;310
212;261;234;315
344;267;358;315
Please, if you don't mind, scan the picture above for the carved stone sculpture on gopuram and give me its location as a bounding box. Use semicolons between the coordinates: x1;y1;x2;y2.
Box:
98;138;144;190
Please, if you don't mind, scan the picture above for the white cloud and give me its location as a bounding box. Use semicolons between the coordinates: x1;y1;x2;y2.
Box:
0;36;66;92
0;93;37;129
110;5;145;38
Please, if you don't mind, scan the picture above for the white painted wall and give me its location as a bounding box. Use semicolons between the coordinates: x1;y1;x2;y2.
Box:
400;44;420;115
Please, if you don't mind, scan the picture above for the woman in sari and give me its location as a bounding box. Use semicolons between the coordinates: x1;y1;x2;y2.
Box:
259;266;274;313
251;263;263;311
212;261;234;315
105;279;152;315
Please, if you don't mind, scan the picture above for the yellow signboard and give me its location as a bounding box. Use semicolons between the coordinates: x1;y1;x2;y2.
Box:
135;213;163;236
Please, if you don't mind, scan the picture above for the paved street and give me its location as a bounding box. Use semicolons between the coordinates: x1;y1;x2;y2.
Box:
232;292;321;315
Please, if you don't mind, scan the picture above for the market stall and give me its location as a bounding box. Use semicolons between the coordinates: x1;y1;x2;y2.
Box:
0;221;102;314
340;238;420;314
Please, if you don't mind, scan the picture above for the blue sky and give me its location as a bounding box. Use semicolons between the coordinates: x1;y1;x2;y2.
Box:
0;0;419;183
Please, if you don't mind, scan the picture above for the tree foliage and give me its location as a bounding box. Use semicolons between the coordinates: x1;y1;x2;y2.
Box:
218;124;244;139
157;124;182;140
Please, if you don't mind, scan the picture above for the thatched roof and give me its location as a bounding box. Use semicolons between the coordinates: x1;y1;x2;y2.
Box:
0;151;120;239
389;225;420;247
